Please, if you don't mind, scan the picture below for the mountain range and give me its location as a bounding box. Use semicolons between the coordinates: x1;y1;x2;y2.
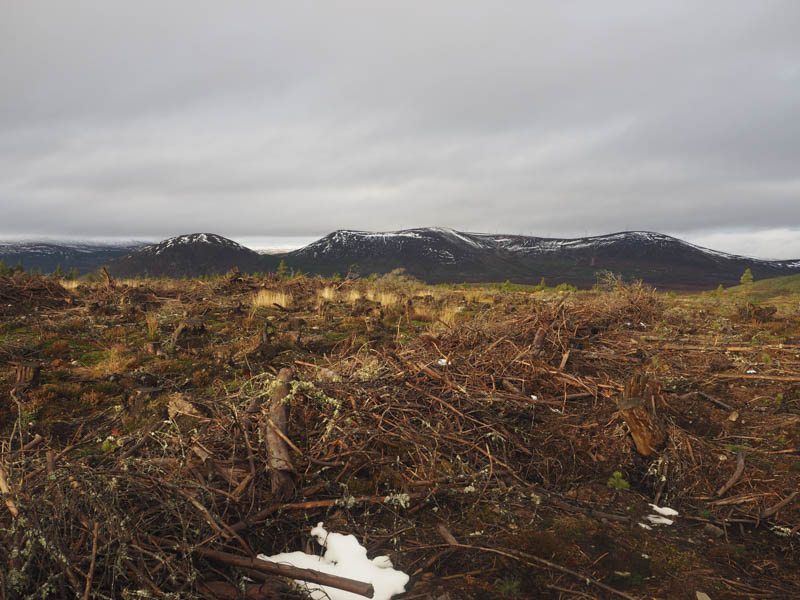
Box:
3;228;799;290
280;228;800;289
0;240;147;274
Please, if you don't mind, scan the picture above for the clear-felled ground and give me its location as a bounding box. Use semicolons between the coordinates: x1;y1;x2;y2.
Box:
1;271;799;599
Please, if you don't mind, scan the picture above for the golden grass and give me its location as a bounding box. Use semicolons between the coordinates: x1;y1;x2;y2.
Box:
145;313;159;340
345;289;362;304
75;345;139;378
318;287;337;302
365;289;400;307
438;304;462;326
464;290;492;304
253;289;292;309
410;305;438;322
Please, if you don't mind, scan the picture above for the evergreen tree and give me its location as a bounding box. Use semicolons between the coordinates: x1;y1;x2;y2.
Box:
740;268;754;286
276;259;289;279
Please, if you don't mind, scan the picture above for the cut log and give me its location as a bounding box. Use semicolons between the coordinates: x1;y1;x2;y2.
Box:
615;373;666;456
265;367;296;501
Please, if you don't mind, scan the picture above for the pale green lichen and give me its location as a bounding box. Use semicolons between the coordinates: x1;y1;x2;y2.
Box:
335;494;357;509
383;493;411;508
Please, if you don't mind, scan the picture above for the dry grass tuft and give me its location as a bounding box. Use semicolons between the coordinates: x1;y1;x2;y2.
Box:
366;289;399;307
145;313;159;340
253;289;292;309
345;289;362;304
318;287;337;302
438;304;462;326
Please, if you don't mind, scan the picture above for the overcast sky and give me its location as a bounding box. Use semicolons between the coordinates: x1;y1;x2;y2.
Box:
1;2;799;257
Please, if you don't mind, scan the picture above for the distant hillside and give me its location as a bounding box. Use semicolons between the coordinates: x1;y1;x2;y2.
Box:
52;227;800;290
282;227;800;290
107;233;271;278
730;273;800;296
0;241;147;274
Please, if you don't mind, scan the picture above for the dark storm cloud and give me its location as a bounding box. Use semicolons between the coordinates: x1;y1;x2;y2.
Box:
1;1;799;256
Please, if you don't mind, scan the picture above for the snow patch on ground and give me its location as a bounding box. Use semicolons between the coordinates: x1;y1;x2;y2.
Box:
260;522;409;600
640;504;679;529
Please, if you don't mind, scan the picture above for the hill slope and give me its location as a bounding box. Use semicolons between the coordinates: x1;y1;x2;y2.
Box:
284;228;800;290
0;241;147;274
107;233;270;278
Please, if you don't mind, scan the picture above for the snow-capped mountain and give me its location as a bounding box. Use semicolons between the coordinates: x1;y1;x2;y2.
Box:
137;233;251;256
11;228;797;289
107;233;268;278
0;240;147;274
285;227;800;289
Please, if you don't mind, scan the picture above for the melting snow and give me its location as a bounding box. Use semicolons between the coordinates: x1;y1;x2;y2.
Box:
648;504;679;516
260;522;409;600
141;233;247;256
640;504;679;528
646;515;675;526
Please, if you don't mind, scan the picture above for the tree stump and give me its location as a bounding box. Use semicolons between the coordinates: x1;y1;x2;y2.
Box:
14;362;41;389
169;319;206;350
264;368;296;502
616;373;666;456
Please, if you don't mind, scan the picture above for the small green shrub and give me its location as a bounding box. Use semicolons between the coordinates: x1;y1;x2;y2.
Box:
607;471;630;491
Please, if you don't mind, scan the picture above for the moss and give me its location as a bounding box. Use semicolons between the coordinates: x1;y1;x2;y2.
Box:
651;547;706;576
41;382;83;401
79;350;109;366
550;515;595;543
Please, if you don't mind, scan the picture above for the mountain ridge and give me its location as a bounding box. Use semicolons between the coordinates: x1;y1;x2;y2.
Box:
284;227;800;289
5;228;799;289
0;240;148;274
106;233;266;278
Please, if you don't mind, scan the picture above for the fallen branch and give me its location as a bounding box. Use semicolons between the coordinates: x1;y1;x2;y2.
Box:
717;451;745;497
81;521;99;600
760;491;800;519
190;545;375;598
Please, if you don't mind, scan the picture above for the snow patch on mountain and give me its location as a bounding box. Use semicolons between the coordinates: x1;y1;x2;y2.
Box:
0;241;146;255
140;233;250;256
292;228;800;270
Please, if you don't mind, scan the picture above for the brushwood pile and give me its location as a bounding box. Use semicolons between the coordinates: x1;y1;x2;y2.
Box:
1;271;799;599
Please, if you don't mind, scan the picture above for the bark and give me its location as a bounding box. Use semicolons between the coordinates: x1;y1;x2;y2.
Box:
616;373;666;456
265;368;296;501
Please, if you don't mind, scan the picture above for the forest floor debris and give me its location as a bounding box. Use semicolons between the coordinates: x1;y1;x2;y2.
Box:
1;272;799;598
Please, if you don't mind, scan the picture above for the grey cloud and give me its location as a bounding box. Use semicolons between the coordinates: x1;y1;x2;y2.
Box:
1;2;799;256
